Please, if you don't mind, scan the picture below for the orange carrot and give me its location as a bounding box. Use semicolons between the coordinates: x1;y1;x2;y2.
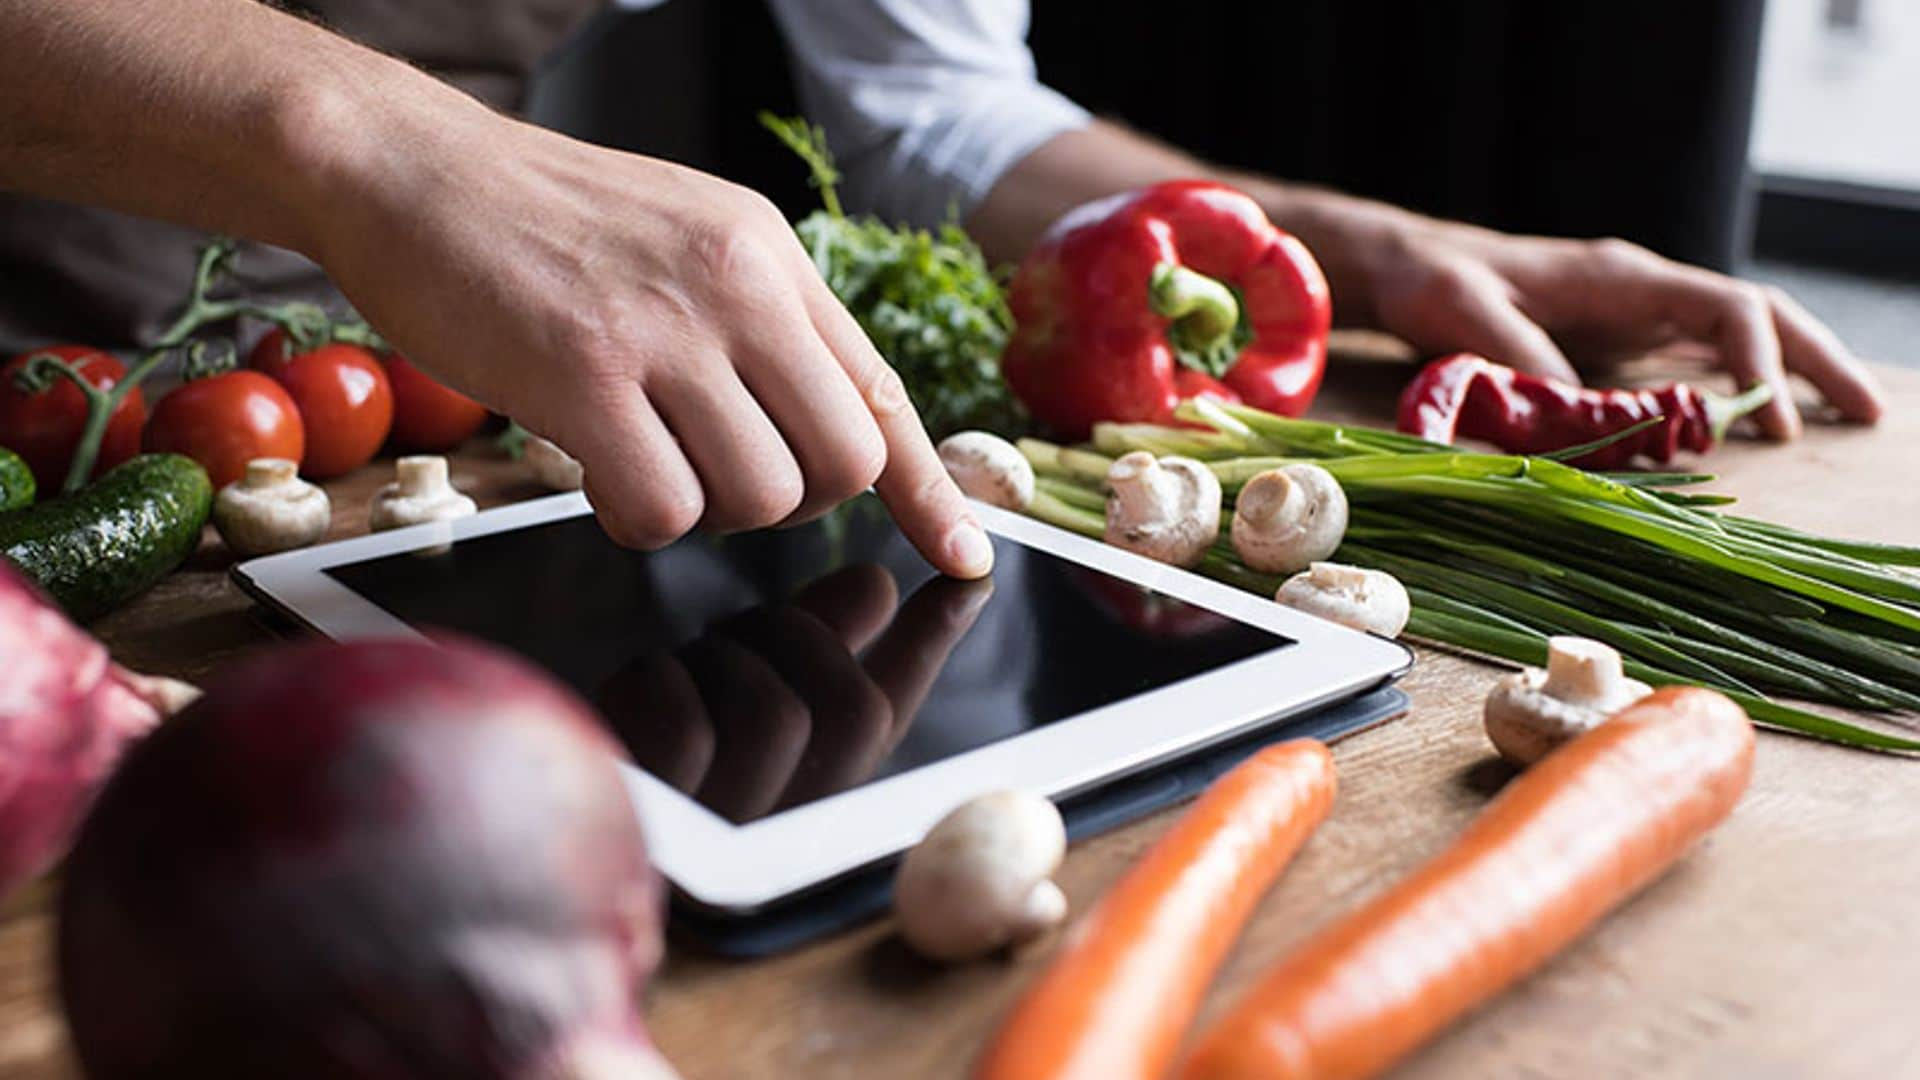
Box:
1179;686;1754;1080
974;739;1336;1080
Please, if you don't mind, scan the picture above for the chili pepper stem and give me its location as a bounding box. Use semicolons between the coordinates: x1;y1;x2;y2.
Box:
1149;263;1240;352
1705;382;1776;442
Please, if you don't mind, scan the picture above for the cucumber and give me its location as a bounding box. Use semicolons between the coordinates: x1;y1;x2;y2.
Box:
0;446;31;511
0;453;211;620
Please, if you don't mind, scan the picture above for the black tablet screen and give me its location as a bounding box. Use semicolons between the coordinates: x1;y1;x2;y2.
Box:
326;498;1291;824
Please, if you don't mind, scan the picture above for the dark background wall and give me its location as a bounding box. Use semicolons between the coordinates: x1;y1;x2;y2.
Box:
530;0;1767;270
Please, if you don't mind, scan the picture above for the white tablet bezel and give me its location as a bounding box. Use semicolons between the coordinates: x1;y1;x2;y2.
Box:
233;492;1411;913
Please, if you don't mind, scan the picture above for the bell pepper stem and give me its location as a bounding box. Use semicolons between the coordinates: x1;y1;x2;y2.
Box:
1705;382;1775;442
1148;263;1240;352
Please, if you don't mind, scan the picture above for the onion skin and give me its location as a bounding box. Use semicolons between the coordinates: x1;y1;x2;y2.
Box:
0;562;165;899
58;636;672;1079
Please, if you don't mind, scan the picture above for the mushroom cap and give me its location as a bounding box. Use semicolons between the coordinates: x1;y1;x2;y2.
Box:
1104;452;1222;568
1483;637;1652;766
938;431;1034;511
525;435;585;492
1274;562;1410;638
1230;463;1349;574
893;790;1067;962
211;457;331;557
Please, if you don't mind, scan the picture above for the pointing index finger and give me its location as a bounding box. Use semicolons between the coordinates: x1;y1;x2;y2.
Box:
803;284;994;579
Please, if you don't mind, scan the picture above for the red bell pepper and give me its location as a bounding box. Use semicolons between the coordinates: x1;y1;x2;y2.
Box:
1003;180;1331;439
1397;353;1775;469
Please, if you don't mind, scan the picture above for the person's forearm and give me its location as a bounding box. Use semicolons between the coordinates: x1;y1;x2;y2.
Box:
0;1;487;262
967;118;1427;326
962;121;1193;267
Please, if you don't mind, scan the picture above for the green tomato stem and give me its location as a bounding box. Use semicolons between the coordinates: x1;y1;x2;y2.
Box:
19;345;172;495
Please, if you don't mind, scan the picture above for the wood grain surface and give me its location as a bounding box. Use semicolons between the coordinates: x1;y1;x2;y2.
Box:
4;346;1916;1079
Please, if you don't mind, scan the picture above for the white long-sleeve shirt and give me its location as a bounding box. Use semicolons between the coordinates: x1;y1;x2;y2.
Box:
615;0;1090;225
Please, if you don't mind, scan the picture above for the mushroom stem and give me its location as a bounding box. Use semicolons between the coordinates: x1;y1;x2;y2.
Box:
369;455;478;534
240;458;298;490
1012;880;1070;941
394;455;449;498
1541;636;1624;702
1483;636;1654;767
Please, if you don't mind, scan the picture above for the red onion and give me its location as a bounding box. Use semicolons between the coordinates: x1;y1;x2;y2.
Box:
0;562;183;899
58;636;675;1079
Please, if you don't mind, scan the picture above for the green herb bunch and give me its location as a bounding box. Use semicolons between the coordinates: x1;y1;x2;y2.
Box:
760;113;1025;439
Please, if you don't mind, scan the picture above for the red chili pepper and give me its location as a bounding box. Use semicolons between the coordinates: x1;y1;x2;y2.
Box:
1003;180;1331;439
1396;353;1775;469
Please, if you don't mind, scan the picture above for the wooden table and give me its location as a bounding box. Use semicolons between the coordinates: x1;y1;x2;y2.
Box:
5;351;1918;1079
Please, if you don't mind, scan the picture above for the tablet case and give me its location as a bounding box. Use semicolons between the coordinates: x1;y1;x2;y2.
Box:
671;684;1410;958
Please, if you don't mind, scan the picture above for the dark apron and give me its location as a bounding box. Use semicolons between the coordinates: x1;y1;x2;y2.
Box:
0;0;602;353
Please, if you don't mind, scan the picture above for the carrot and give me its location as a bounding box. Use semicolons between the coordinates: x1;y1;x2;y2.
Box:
1179;686;1755;1080
974;739;1336;1080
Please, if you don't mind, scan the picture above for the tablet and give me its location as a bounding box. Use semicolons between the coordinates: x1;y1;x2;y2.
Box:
232;492;1411;913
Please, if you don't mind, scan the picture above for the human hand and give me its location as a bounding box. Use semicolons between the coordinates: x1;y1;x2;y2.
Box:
295;86;991;576
597;564;993;822
1338;214;1883;439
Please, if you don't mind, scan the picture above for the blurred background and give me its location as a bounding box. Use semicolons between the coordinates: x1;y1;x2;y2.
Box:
526;0;1917;367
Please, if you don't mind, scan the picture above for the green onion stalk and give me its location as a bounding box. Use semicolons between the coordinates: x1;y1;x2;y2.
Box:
1011;398;1920;754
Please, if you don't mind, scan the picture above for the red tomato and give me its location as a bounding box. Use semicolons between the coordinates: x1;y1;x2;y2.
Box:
246;328;301;381
0;345;147;491
384;354;488;451
249;331;393;478
144;371;305;490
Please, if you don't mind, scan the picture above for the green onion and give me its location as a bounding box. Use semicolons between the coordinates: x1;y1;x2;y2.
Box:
1006;403;1920;756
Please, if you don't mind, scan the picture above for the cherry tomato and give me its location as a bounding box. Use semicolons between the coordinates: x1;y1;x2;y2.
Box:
384;354;488;451
246;328;302;381
249;330;393;478
0;345;147;491
144;370;305;490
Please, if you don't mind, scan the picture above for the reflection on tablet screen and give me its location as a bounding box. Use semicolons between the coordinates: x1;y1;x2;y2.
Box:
326;497;1292;824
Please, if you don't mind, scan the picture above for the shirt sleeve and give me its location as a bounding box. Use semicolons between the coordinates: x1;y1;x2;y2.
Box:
765;0;1091;226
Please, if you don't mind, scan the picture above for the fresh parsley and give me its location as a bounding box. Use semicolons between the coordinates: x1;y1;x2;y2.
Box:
761;113;1026;439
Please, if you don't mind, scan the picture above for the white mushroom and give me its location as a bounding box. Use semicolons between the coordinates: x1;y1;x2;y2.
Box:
1231;464;1349;574
1275;561;1410;638
937;431;1034;511
893;790;1068;963
211;458;331;556
525;433;585;492
1104;451;1221;568
1483;636;1652;766
368;455;478;532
